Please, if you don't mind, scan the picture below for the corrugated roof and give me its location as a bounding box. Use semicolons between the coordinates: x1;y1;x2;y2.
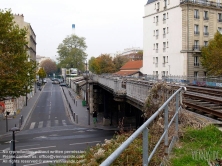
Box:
120;60;143;70
147;0;157;4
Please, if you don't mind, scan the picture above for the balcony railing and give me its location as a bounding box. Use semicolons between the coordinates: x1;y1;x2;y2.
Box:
203;16;209;20
194;15;199;19
163;34;166;38
194;63;199;66
163;19;166;24
218;19;222;22
156;22;158;26
194;31;199;35
163;47;166;52
193;45;200;51
180;0;222;9
156;49;158;53
203;32;209;36
156;35;159;39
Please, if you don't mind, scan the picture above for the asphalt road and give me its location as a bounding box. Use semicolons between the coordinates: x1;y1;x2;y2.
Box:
0;80;115;166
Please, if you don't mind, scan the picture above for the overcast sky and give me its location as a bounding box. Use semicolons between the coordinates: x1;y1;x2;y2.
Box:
2;0;147;62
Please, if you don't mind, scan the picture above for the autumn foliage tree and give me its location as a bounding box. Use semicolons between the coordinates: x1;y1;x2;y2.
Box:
39;59;57;76
89;54;115;74
0;9;36;99
201;31;222;76
37;68;46;82
113;55;130;72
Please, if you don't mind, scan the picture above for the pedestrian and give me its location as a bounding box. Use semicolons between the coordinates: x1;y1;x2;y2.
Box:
93;111;97;126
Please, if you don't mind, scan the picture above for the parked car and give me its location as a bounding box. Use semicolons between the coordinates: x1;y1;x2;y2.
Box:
43;79;47;83
60;82;67;87
52;80;59;84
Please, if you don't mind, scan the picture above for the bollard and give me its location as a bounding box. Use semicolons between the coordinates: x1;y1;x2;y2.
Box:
21;115;23;125
19;118;21;128
76;114;78;124
74;112;76;121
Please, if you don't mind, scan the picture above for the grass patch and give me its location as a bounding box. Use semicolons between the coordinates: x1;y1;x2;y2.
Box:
169;125;222;166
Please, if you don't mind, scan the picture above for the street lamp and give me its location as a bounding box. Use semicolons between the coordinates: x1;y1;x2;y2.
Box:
6;111;10;132
9;127;20;166
83;61;90;125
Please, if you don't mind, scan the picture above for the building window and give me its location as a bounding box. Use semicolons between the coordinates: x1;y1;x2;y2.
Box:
164;0;167;9
218;27;222;34
154;30;155;36
156;43;158;53
156;57;158;63
218;13;222;22
194;9;199;19
157;2;160;11
194;24;199;35
156;16;159;22
194;56;199;66
167;41;169;48
163;28;166;38
154;17;155;23
163;42;166;52
163;13;166;24
154;44;155;50
163;56;166;63
167;27;169;33
156;30;159;39
203;26;209;36
153;57;155;63
167;12;168;19
194;71;198;78
193;40;199;50
204;11;209;20
204;41;208;46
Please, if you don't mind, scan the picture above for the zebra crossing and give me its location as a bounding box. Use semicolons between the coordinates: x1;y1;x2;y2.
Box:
29;119;68;129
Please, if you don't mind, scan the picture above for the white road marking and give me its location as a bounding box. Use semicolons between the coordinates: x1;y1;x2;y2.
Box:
55;120;59;126
38;121;43;128
69;141;101;146
62;120;67;126
46;120;51;127
29;122;35;129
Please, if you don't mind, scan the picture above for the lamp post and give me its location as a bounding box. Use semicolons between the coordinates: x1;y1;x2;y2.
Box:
6;111;10;132
9;127;20;166
84;61;90;125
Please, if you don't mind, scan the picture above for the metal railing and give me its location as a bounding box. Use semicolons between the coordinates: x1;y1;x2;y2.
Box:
101;87;185;166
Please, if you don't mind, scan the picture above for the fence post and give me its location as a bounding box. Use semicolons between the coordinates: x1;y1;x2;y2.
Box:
175;93;179;137
164;105;169;156
143;127;149;166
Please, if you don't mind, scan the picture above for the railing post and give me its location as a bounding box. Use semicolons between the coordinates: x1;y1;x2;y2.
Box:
175;93;179;137
143;127;149;166
164;106;169;156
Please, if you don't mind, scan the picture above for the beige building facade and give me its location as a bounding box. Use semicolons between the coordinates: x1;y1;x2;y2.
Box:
143;0;222;78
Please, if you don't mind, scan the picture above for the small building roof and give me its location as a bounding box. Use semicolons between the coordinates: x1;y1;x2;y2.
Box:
120;60;143;70
114;71;141;76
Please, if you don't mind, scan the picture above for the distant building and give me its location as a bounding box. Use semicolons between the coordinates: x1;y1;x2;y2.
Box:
111;47;143;61
143;0;222;78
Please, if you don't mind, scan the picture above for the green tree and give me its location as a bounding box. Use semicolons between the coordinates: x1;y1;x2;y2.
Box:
37;68;46;82
40;59;57;76
0;9;36;99
57;34;87;71
113;54;130;71
201;31;222;76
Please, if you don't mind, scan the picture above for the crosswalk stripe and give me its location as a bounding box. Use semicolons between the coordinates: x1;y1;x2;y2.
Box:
29;120;68;129
46;120;51;127
55;120;59;126
29;122;35;129
62;120;67;126
38;121;43;128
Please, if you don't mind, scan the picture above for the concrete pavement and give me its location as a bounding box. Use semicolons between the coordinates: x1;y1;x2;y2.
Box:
61;86;118;130
0;84;117;138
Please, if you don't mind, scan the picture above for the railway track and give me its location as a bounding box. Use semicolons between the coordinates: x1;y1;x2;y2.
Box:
183;86;222;120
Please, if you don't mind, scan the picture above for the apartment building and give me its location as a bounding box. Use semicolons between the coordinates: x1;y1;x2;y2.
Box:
143;0;222;78
13;14;36;61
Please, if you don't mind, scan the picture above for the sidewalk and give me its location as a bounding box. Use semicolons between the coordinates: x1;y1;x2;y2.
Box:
62;87;118;131
0;89;42;138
